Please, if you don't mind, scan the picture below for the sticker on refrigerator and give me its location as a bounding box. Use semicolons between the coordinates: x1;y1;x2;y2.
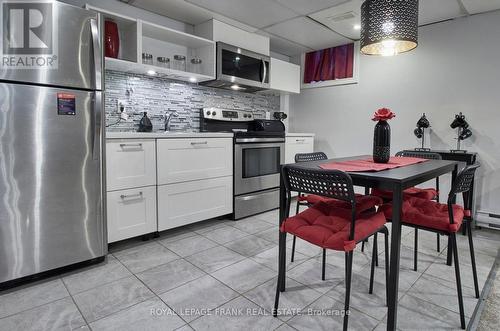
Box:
57;93;76;115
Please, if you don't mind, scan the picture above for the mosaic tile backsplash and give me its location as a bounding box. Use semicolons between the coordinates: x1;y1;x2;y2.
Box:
105;70;280;132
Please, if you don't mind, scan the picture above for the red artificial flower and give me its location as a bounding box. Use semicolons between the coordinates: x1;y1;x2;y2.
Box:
372;108;396;121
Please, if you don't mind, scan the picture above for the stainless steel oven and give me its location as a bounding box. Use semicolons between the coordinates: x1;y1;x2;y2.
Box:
199;108;285;219
234;137;284;195
234;137;284;219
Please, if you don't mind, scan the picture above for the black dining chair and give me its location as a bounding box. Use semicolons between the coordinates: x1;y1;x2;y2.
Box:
291;152;383;281
372;150;442;271
379;164;481;329
292;152;328;271
274;165;389;331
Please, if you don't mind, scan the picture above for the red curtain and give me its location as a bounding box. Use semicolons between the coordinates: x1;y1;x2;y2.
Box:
303;43;354;84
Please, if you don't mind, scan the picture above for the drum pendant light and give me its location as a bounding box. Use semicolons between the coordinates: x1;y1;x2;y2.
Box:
360;0;419;56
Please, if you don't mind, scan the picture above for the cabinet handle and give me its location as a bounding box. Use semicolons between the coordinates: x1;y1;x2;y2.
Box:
295;139;306;142
190;141;208;145
120;192;143;199
120;143;143;148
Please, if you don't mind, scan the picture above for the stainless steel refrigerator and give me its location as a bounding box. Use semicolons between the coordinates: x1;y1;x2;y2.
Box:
0;1;106;285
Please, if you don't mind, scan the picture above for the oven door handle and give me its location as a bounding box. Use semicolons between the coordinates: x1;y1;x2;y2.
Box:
235;137;285;143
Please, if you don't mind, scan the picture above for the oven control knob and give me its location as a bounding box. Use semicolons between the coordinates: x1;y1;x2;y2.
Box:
243;114;247;118
212;111;216;116
206;111;211;116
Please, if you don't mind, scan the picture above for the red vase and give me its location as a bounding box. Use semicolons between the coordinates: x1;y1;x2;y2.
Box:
104;20;119;58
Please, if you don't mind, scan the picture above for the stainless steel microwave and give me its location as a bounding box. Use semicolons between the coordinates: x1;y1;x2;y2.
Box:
200;42;270;93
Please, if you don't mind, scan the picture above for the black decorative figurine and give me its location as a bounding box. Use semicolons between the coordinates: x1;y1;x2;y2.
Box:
414;113;431;150
372;108;396;163
450;112;472;152
137;112;153;132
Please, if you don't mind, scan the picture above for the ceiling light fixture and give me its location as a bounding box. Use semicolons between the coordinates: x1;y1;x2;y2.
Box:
353;24;361;30
189;77;197;83
147;70;156;76
360;0;419;56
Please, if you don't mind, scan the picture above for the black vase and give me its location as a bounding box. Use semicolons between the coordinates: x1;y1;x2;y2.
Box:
137;112;153;132
373;120;391;163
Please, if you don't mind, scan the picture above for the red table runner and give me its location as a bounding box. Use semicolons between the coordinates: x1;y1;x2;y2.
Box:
319;156;428;172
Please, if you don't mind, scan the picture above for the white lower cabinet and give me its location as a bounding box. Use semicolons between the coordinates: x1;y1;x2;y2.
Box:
285;136;314;164
157;138;232;185
158;176;232;231
107;186;157;243
106;139;156;191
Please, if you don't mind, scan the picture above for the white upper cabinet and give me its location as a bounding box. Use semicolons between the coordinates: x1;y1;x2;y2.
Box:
195;19;270;56
270;58;300;94
86;5;215;83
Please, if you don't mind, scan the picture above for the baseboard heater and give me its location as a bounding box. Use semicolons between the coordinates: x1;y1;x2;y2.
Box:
476;210;500;230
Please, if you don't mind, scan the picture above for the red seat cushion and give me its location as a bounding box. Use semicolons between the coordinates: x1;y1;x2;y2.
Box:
372;187;438;200
297;194;330;204
378;197;464;233
281;201;386;251
298;194;383;213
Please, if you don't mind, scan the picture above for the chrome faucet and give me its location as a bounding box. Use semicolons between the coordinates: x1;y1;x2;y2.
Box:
163;110;179;132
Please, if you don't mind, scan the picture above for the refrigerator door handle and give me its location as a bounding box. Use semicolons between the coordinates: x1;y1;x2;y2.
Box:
92;91;102;161
90;18;102;91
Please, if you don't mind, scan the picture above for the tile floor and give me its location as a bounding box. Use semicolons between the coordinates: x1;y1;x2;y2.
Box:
0;204;499;331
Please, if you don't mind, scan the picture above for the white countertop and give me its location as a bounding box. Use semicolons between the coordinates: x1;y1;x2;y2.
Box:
106;132;234;139
286;132;315;137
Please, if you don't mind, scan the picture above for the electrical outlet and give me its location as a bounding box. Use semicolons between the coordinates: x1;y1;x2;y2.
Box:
116;99;127;113
120;112;129;121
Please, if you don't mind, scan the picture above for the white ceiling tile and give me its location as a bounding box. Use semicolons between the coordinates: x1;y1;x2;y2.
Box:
257;30;312;56
309;0;362;39
460;0;500;14
264;16;352;50
185;0;298;28
130;0;213;25
273;0;350;15
419;0;466;25
270;36;312;56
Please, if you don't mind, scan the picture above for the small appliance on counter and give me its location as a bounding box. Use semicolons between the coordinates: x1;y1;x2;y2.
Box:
200;108;285;219
273;111;288;121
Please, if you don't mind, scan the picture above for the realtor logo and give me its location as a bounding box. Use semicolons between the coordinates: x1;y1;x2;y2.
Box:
1;0;57;69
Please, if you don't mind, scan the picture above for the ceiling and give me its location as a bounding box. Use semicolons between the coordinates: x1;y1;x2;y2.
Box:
122;0;500;57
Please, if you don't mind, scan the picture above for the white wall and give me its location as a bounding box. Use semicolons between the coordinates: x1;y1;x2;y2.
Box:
289;10;500;214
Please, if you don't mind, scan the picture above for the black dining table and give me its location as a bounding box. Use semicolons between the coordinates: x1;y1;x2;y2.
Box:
278;155;460;331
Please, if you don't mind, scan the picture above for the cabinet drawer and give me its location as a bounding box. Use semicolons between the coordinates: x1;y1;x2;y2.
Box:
106;139;156;191
284;137;314;164
157;138;232;185
157;176;233;231
107;186;157;243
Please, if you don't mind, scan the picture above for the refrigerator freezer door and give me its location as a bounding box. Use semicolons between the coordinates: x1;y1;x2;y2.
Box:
0;1;103;91
0;83;105;283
